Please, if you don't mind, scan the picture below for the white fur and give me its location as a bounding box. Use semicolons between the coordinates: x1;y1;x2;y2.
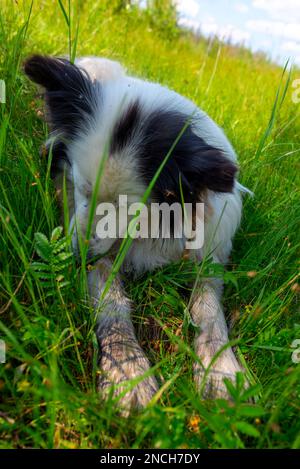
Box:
67;57;246;274
75;56;126;82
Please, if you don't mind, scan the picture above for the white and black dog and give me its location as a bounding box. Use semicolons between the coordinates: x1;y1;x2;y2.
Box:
24;55;251;410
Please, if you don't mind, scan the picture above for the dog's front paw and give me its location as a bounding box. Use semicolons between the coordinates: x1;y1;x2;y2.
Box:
98;334;159;414
194;337;246;399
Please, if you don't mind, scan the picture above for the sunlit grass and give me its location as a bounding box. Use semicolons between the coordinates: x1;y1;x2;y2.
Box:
0;0;299;449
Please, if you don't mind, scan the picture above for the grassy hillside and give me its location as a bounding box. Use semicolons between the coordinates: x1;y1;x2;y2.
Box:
0;0;299;449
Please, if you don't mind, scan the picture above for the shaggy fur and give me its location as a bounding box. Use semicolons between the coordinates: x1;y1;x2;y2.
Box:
25;54;251;410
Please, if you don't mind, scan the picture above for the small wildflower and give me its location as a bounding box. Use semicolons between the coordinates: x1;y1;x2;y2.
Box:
154;440;163;448
247;271;257;278
17;380;30;392
188;414;200;432
62;440;77;449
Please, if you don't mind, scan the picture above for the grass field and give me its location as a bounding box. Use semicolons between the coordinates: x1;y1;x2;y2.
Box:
0;0;300;449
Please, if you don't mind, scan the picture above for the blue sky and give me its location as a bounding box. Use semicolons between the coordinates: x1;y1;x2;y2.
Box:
176;0;300;67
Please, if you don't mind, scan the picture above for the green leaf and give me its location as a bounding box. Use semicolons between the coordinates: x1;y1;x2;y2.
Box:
31;261;49;271
223;378;239;400
33;227;73;295
235;421;260;438
57;0;70;26
51;226;63;243
54;252;73;262
223;270;239;289
34;232;51;261
241;384;262;402
238;405;265;418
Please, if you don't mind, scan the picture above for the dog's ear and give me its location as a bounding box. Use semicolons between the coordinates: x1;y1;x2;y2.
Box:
24;54;92;92
158;146;237;204
185;147;238;194
24;55;98;137
138;109;238;203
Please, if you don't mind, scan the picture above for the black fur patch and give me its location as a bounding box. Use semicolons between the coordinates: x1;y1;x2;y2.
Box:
111;101;142;153
112;104;237;203
24;55;99;136
42;141;70;179
24;55;100;174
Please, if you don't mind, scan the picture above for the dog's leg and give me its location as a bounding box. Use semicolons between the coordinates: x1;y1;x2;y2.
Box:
190;278;244;398
88;258;159;412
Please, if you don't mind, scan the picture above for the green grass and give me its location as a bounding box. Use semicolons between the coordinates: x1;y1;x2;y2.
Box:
0;0;300;449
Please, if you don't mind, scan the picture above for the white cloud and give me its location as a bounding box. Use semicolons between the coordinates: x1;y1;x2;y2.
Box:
179;16;250;43
176;0;200;18
281;40;300;52
252;0;300;22
203;23;250;42
178;17;202;31
235;3;249;14
247;20;300;42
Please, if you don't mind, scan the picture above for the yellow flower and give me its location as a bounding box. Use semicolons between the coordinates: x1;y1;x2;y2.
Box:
17;380;30;392
188;414;200;432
